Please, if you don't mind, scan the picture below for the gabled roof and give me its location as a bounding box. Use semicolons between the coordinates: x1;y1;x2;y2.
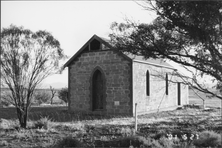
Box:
64;34;175;70
63;34;113;67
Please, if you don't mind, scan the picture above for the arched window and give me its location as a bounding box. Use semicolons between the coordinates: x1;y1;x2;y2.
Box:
146;70;150;96
166;73;169;95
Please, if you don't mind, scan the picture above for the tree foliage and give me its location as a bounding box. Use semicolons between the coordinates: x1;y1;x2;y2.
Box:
58;88;68;104
34;91;51;105
1;91;13;107
110;1;222;99
0;25;66;128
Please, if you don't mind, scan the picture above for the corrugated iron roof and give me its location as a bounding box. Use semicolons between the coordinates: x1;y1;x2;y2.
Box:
125;53;174;69
64;34;175;69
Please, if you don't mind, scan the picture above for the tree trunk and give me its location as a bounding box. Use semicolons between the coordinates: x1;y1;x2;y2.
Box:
50;86;55;105
16;108;28;128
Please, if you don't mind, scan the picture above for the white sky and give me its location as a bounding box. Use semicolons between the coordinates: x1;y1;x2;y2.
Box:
1;1;157;88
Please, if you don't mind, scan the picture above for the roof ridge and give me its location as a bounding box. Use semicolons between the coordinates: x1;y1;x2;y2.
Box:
64;34;176;70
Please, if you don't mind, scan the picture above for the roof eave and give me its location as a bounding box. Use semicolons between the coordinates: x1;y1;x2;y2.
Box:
133;59;177;70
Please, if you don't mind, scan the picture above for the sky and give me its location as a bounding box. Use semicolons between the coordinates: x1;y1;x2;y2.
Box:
1;1;157;88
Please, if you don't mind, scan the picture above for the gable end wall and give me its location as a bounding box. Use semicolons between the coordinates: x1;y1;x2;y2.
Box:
68;50;132;115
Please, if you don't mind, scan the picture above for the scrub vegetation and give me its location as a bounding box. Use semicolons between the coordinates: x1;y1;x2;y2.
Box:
0;104;221;148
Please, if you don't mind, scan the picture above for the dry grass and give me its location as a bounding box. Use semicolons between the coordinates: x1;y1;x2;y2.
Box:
189;88;222;108
0;106;221;147
0;100;221;148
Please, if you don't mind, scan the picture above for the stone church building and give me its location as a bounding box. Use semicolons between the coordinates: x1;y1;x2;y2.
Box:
64;35;189;116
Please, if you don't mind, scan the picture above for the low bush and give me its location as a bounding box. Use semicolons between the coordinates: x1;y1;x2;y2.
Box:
1;99;11;107
0;140;9;147
96;136;180;148
193;130;221;147
0;118;11;129
55;136;85;148
153;129;167;139
1;91;13;107
120;136;150;147
34;91;51;105
14;129;32;139
95;136;156;147
158;137;173;148
34;116;53;130
120;126;135;137
0;119;19;130
58;88;69;104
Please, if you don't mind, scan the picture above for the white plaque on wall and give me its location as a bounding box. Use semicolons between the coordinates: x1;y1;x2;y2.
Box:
114;101;120;106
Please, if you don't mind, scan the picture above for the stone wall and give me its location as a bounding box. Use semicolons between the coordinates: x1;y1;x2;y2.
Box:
132;61;188;115
68;50;132;115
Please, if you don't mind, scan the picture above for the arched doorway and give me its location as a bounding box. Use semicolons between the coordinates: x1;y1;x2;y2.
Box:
92;69;104;110
177;82;181;106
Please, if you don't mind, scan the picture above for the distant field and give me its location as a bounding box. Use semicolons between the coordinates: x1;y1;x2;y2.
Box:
0;106;68;121
0;88;221;121
189;98;221;108
0;87;63;105
189;88;222;108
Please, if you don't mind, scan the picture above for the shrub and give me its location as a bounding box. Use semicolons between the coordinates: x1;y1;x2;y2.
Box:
14;130;29;139
193;130;221;147
0;140;9;146
0;118;11;129
120;126;135;137
158;137;173;148
58;88;68;104
150;139;165;148
1;91;13;107
100;136;174;148
1;98;11;107
0;119;19;130
56;136;85;148
99;136;152;147
34;116;53;130
34;91;51;105
153;129;167;139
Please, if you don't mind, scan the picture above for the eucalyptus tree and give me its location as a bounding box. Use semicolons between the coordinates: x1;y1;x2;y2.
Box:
1;25;66;128
110;1;222;100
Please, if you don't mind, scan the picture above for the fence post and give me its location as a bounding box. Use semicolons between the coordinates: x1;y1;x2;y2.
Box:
135;103;137;132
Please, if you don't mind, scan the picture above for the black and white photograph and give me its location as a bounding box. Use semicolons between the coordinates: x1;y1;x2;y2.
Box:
1;1;222;147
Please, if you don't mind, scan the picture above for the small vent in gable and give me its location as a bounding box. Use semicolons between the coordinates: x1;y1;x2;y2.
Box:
90;39;101;51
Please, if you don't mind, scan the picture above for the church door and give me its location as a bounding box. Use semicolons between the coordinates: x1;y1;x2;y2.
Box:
177;82;181;106
92;70;104;110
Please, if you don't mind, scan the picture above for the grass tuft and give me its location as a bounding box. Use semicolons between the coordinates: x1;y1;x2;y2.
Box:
34;116;53;130
193;130;221;147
